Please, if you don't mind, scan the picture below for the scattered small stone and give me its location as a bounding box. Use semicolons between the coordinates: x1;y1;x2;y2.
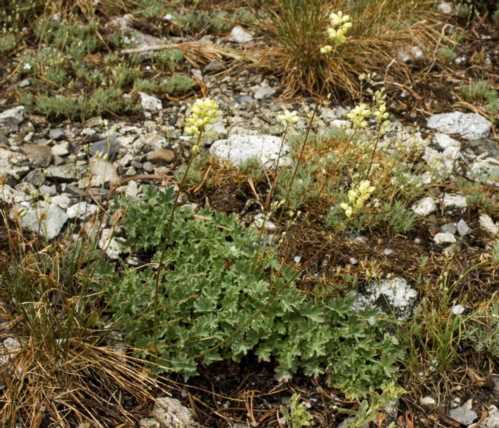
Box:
412;197;437;216
449;399;478;426
434;232;457;245
24;169;45;187
427;112;492;141
441;223;457;234
45;164;78;181
443;193;467;209
0;337;21;365
99;228;127;260
21;144;52;168
481;405;499;428
353;277;418;320
438;1;453;14
139;92;163;113
51;142;70;157
230;26;253;43
89;158;120;186
67;202;98;219
49;128;65;140
14;201;69;240
479;214;498;236
210;134;291;168
420;396;436;407
148;148;176;164
457;219;471;237
0;106;25;130
451;304;465;315
383;248;394;256
151;397;199;428
253;83;276;100
254;214;277;232
469;157;499;184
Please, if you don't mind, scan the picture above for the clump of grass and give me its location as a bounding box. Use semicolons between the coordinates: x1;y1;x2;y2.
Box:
458;79;498;117
266;0;438;97
0;214;157;427
163;73;196;95
153;48;185;71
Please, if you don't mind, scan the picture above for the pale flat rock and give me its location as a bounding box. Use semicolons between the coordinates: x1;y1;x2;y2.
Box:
67;202;99;219
21;143;52;168
420;396;436;407
99;228;127;260
469;157;499;184
457;219;471;237
14;201;68;240
230;26;253;43
434;133;461;150
151;397;200;428
449;399;477;426
210;134;291;168
423;146;460;176
412;197;437;216
0;184;29;204
139;92;162;112
479;214;498;236
427;112;491;141
434;232;457;245
0;106;25;130
90;158;120;186
443;193;467;209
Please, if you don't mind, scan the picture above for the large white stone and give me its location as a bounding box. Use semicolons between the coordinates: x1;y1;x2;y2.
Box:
0;106;25;130
14;201;68;240
443;193;467;209
427;112;491;141
210;134;291;168
449;399;477;426
139;92;162;112
479;214;498;236
230;26;253;43
412;197;437;216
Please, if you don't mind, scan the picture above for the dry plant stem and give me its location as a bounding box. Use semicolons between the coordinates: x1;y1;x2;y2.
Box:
153;133;202;326
265;125;289;210
285;104;319;204
365;128;382;179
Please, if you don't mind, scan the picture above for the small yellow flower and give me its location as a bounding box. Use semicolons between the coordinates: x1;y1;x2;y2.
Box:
347;103;371;129
277;109;299;128
184;98;220;137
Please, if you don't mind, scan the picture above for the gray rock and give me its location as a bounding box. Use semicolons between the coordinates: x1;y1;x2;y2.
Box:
151;397;199;428
140;92;163;113
49;128;65;140
438;1;453;14
0;106;25;130
99;229;127;260
449;399;477;426
420;396;436;407
67;202;98;219
469;157;499;184
434;133;461;150
23;169;45;187
427;112;492;141
353;277;418;320
230;26;253;43
479;214;498;236
412;197;437;216
15;201;69;240
0;184;29;204
51;142;70;157
21;144;52;168
90;136;121;160
457;219;471;237
147;148;176;164
51;194;72;209
423;146;460;176
210;134;291;168
204;60;226;73
253;83;276;100
46;165;78;181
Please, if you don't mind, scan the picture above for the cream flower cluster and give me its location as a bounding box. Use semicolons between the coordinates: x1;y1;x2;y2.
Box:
320;11;352;54
184;98;220;137
277;109;299;128
346;103;371;129
340;180;376;218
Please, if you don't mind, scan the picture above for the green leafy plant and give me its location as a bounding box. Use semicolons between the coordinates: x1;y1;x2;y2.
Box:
105;187;404;398
164;74;196;95
281;394;313;428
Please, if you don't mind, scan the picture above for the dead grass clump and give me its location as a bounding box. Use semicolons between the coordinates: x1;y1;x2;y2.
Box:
265;0;441;98
0;215;158;427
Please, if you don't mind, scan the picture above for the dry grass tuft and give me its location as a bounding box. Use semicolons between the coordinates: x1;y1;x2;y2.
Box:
0;213;159;427
264;0;442;98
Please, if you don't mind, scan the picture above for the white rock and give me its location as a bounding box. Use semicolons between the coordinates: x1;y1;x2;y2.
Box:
481;405;499;428
420;396;436;407
443;193;467;209
0;106;25;129
253;83;276;100
353;277;418;320
451;304;465;315
434;232;457;245
90;158;120;186
457;219;471;237
469;157;499;184
14;201;69;240
51;142;70;157
151;397;199;428
438;1;453;14
139;92;163;112
412;197;437;216
427;112;492;141
51;194;72;209
449;399;477;426
479;214;498;236
433;133;461;150
210;134;291;168
0;337;21;365
230;26;253;43
99;229;127;260
0;184;29;204
441;223;457;234
67;202;98;219
423;146;460;176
